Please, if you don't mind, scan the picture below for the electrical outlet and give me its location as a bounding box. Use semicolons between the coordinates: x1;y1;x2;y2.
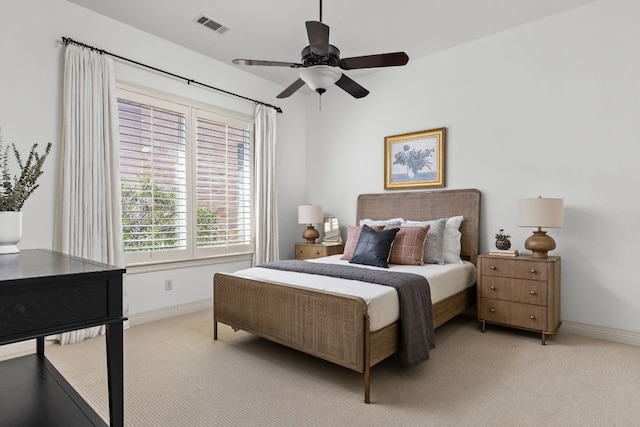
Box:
164;279;173;291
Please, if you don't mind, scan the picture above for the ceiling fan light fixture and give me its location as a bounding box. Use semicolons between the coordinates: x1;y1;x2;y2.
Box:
299;65;341;94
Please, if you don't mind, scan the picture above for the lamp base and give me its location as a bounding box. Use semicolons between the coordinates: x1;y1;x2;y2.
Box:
302;225;319;244
524;229;556;258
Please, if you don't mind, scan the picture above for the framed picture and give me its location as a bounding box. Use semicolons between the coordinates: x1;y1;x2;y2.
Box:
384;127;446;190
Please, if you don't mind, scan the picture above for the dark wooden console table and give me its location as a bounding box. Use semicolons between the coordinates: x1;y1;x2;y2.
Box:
0;249;125;427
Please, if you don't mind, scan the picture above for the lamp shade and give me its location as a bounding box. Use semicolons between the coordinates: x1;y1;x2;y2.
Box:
298;205;323;225
299;66;341;93
517;197;564;228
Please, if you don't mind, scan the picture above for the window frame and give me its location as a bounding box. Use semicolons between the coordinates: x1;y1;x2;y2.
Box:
116;84;255;268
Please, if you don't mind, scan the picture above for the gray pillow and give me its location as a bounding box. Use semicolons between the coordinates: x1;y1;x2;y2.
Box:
402;218;447;264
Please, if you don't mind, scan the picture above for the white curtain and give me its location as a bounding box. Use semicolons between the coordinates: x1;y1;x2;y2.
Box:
253;105;279;265
53;44;128;345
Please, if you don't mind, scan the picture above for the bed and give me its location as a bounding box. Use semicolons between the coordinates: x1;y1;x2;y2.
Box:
213;188;481;403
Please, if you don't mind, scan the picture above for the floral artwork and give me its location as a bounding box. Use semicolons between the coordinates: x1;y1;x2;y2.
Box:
384;128;445;189
393;144;435;180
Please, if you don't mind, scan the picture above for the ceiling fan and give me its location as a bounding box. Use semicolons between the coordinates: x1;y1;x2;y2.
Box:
232;0;409;99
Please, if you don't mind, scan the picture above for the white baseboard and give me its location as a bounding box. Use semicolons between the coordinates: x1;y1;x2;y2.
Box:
127;298;212;327
562;321;640;347
125;306;640;347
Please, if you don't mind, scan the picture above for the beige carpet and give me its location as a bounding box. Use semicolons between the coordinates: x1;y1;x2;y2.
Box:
5;309;640;426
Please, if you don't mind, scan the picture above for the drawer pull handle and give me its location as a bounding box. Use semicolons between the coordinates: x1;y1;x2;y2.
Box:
530;290;536;295
489;308;495;313
490;265;496;270
315;251;320;255
530;269;537;274
530;315;536;320
490;286;496;291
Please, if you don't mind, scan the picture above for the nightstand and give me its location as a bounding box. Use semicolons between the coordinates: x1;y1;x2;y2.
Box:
477;254;561;345
295;243;344;260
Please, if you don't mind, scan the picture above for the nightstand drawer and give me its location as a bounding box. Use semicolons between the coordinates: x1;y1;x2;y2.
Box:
481;258;548;281
295;243;344;260
481;298;547;331
480;276;548;305
296;245;324;259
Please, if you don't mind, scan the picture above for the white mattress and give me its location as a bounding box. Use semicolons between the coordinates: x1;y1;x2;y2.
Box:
232;255;477;332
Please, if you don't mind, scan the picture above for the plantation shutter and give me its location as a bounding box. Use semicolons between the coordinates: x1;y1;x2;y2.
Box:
195;109;252;256
118;96;188;261
116;85;254;265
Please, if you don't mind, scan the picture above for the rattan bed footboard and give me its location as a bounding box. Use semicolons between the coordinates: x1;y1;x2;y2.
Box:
214;273;368;372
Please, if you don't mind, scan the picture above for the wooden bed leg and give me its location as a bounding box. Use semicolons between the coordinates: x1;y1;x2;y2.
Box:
364;315;371;404
364;365;370;404
213;320;218;340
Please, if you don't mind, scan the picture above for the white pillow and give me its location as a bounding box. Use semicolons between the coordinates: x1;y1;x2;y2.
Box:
402;218;447;264
359;218;404;226
443;215;463;263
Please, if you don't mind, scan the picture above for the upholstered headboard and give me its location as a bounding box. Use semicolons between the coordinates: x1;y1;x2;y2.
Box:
356;189;481;263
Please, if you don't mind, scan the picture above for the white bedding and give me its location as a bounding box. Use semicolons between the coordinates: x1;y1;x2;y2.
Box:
233;255;477;332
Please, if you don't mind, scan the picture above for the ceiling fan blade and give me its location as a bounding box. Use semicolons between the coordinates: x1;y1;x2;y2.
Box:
233;59;302;68
277;78;306;98
335;74;369;99
306;21;330;57
340;52;409;70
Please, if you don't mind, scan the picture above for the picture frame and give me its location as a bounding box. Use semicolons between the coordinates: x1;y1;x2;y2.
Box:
384;127;446;190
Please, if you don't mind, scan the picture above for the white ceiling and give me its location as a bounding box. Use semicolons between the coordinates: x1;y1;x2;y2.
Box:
67;0;595;89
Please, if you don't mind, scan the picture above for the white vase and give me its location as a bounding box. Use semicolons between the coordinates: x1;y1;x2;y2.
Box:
0;211;23;254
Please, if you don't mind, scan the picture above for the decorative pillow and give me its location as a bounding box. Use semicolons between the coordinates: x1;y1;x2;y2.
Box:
340;225;383;260
358;218;404;227
402;218;447;264
384;225;430;266
349;225;400;268
443;215;464;263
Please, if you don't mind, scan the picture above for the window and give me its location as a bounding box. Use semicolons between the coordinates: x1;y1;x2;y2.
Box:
117;87;253;264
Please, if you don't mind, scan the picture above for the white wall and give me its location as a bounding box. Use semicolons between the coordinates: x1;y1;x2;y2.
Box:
304;0;640;332
3;0;638;334
0;0;307;317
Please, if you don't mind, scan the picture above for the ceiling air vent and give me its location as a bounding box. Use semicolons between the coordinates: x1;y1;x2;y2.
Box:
196;15;230;35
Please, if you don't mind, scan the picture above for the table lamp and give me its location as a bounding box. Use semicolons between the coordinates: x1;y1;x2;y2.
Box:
517;197;564;258
298;204;323;244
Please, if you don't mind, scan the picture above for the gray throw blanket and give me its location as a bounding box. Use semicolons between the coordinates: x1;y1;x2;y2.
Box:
259;260;435;367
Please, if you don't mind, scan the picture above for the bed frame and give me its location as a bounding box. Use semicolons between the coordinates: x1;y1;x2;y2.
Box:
213;189;481;403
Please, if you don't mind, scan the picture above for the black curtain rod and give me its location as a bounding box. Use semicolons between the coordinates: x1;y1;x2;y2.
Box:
61;37;283;114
